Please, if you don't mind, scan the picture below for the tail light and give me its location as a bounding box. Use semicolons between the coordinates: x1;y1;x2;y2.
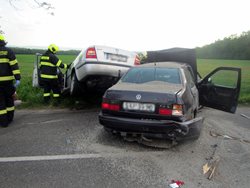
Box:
172;104;183;116
102;102;120;111
159;108;172;115
134;55;140;65
86;47;97;59
158;104;183;116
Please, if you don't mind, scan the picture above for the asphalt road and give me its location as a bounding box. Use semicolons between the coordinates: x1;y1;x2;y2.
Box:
0;106;250;188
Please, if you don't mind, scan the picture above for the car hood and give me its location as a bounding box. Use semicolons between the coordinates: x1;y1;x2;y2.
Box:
110;81;183;94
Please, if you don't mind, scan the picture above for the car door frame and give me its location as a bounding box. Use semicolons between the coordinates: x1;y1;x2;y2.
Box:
32;53;42;87
197;67;241;113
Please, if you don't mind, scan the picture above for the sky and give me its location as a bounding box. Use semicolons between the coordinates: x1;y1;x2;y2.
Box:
0;0;250;51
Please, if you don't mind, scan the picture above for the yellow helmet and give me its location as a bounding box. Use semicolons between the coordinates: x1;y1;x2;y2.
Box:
0;34;5;41
48;44;59;53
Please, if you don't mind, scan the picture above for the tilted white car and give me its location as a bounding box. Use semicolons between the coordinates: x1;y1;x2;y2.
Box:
63;45;140;95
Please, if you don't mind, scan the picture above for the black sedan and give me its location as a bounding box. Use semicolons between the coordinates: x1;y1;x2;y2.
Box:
99;61;241;141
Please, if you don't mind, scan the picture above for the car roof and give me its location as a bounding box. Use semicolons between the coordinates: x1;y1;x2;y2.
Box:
137;61;187;69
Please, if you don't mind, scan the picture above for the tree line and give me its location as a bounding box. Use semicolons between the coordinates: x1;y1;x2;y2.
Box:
10;30;250;59
12;47;80;55
196;30;250;60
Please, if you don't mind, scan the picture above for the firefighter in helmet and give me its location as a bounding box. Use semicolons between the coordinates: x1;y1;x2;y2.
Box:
39;44;67;104
0;34;21;127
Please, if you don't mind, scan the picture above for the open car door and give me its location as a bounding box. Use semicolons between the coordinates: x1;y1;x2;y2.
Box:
32;53;42;87
198;67;241;113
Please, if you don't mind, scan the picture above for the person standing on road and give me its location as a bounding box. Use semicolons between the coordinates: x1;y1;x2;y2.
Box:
39;44;67;104
0;34;21;127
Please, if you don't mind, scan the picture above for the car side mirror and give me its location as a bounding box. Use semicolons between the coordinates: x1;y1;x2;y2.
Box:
208;77;212;83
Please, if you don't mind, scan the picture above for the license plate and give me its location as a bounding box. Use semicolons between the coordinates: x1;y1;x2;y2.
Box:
105;53;127;62
123;102;155;112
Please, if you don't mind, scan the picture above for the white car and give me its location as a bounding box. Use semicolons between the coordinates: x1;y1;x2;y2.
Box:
63;45;140;95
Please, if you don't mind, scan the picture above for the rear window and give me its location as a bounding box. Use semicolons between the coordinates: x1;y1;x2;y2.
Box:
121;67;181;84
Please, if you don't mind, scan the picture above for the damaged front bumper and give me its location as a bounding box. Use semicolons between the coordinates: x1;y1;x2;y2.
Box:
99;112;204;140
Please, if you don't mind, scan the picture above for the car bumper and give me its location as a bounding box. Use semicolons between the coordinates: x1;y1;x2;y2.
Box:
99;112;204;140
76;62;131;81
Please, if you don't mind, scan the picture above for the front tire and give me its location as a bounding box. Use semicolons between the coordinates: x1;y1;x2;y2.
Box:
70;72;81;96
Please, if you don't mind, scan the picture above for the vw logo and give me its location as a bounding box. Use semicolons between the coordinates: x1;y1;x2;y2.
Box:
136;94;141;100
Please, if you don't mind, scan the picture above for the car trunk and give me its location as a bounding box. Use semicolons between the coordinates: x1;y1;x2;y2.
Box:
104;82;183;120
94;46;136;67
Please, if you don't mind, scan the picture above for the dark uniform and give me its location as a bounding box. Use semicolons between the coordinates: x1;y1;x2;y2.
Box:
40;45;67;103
0;38;21;127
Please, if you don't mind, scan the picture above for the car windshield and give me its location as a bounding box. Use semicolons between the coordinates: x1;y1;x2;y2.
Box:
121;67;181;84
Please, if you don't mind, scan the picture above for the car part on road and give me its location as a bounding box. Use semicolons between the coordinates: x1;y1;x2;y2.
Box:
203;157;220;180
240;113;250;120
169;180;185;188
122;133;178;149
210;130;250;144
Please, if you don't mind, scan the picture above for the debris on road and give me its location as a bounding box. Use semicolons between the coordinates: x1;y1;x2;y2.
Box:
210;130;250;144
123;134;177;149
203;157;220;180
240;113;250;120
169;180;185;188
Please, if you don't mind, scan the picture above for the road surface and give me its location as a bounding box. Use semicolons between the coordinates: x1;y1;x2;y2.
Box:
0;106;250;188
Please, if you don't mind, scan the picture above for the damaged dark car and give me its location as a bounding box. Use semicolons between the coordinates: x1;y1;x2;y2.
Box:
99;48;241;141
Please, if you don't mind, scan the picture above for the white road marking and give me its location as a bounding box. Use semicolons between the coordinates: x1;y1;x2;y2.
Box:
0;153;102;163
0;151;163;163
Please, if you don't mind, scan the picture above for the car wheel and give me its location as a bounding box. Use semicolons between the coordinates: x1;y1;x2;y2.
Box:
70;72;81;96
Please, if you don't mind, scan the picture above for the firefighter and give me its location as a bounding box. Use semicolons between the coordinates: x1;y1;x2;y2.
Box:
40;44;67;104
0;34;21;127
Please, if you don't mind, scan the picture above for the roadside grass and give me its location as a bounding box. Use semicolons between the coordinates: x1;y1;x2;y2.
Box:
16;54;77;108
15;55;250;108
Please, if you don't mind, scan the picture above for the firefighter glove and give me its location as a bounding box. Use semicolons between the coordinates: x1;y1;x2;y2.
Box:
14;80;21;88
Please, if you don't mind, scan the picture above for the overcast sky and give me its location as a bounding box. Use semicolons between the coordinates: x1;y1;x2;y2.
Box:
1;0;250;51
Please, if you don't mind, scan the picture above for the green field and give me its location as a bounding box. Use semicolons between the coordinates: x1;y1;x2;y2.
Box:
15;55;250;107
16;54;77;107
17;54;76;76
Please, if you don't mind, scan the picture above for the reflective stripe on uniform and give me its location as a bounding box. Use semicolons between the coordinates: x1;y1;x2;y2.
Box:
0;51;8;55
0;109;7;115
7;106;15;111
40;62;56;67
53;94;60;97
40;74;58;79
41;56;50;60
0;75;15;81
13;70;21;75
43;93;50;97
0;58;9;63
56;60;62;67
9;59;17;66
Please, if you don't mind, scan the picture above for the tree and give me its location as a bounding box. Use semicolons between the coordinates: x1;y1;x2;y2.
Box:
196;30;250;60
8;0;54;15
0;0;54;33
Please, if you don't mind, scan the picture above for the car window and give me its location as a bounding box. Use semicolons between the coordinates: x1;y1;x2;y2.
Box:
209;69;238;88
121;67;181;84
